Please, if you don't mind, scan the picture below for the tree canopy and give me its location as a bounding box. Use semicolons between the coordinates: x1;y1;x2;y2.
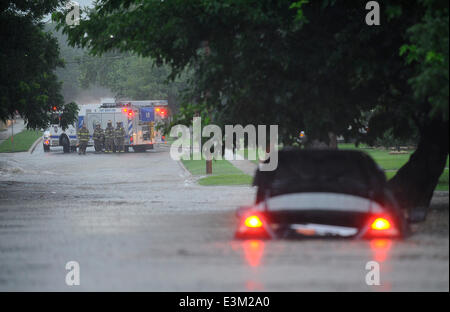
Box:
55;0;448;216
0;0;78;130
76;52;191;113
55;0;447;140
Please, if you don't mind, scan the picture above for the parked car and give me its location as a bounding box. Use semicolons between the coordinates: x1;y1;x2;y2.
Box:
235;149;408;239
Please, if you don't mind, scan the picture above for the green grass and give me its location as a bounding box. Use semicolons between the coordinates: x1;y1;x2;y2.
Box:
339;143;413;170
181;158;252;186
339;143;450;170
0;130;42;153
341;143;449;191
181;158;243;175
180;143;449;189
198;174;253;186
385;169;449;191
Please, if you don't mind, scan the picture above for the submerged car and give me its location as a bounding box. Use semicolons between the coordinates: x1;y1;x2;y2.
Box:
235;149;408;239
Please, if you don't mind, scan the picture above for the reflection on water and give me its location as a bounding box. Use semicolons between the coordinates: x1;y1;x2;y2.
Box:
370;239;393;263
243;240;265;267
231;240;266;290
232;239;396;291
245;280;264;291
369;239;393;291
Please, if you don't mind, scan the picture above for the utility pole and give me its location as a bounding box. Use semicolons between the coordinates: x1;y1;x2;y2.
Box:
11;116;14;152
203;40;212;175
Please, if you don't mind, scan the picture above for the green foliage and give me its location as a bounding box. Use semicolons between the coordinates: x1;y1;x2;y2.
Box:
373;128;417;149
59;101;79;130
77;53;191;108
399;0;449;120
54;0;448;147
0;0;78;130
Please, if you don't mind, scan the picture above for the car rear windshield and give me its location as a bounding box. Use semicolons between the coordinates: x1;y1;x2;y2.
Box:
254;149;386;200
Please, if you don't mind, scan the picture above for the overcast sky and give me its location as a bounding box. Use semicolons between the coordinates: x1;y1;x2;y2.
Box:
75;0;95;7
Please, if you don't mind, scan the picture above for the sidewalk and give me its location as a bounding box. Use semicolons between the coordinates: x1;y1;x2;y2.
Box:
223;148;258;176
0;118;26;145
229;159;257;176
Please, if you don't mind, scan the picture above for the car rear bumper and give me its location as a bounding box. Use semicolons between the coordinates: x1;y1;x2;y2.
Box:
235;193;407;240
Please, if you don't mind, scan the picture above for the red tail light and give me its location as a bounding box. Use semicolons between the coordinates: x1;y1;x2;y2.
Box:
371;218;391;231
364;215;399;238
245;215;263;228
235;212;272;239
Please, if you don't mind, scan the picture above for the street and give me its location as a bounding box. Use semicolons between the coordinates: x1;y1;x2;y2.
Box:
0;144;448;291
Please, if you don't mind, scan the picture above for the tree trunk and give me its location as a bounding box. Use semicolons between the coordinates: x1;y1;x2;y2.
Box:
306;132;338;149
328;132;337;149
388;119;449;222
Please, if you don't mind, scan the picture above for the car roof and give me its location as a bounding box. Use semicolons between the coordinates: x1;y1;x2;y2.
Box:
253;149;386;199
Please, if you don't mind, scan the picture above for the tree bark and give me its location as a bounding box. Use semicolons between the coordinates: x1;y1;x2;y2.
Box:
388;119;449;222
328;132;337;149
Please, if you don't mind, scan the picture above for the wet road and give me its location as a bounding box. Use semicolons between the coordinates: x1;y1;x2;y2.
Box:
0;144;448;291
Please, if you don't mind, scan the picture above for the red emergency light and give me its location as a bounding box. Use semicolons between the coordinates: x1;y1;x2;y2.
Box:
156;107;167;118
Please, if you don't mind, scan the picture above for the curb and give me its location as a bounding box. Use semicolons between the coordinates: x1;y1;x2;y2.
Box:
29;137;42;154
177;160;192;177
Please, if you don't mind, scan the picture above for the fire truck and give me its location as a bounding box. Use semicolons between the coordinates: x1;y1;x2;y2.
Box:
81;99;169;152
42;103;100;153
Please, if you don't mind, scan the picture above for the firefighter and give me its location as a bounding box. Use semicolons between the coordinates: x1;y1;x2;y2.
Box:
78;123;90;155
93;122;104;153
115;121;125;153
104;120;115;153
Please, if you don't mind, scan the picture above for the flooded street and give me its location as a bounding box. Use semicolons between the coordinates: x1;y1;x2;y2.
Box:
0;145;448;291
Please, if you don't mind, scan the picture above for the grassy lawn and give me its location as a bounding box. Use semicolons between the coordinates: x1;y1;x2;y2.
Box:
179;143;449;190
181;158;252;186
198;174;253;186
339;143;413;170
385;169;449;191
0;130;42;153
182;158;243;175
340;143;449;191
